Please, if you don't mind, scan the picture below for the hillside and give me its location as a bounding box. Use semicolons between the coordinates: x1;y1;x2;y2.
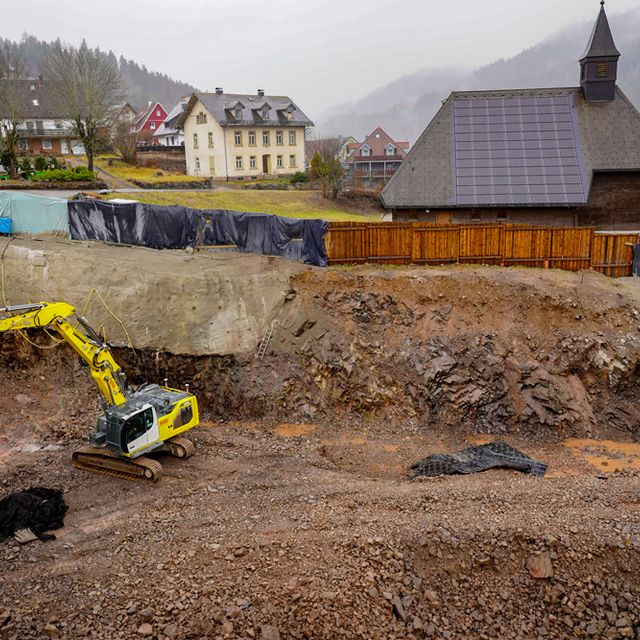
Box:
319;9;640;143
0;34;197;111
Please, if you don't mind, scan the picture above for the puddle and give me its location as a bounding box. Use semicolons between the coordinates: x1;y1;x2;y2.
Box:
465;434;495;446
563;438;640;473
272;423;318;437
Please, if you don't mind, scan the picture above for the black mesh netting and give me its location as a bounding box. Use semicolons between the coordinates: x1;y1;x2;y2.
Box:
409;441;547;479
0;487;68;541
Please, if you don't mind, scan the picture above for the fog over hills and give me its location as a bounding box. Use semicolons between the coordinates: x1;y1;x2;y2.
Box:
0;34;197;111
317;9;640;143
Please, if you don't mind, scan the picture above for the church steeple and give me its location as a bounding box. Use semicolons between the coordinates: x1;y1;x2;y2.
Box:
580;1;621;102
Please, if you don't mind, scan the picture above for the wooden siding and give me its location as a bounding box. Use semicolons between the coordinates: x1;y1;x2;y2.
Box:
325;222;640;277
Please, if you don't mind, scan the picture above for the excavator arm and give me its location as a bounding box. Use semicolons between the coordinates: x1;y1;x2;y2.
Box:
0;302;130;407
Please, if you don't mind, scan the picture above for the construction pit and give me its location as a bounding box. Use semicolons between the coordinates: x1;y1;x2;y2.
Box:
1;236;640;640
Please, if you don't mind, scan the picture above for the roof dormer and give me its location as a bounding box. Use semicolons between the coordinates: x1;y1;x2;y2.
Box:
225;101;246;120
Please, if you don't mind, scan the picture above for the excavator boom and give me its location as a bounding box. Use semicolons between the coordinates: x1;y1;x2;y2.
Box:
0;302;130;406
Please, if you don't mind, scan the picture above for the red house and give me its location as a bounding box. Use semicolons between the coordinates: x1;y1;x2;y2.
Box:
132;101;167;141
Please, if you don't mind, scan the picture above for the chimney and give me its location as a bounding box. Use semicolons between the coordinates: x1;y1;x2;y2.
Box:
215;87;223;95
257;89;264;97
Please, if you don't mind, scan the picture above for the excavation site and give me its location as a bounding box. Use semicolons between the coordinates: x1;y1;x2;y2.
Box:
1;236;640;640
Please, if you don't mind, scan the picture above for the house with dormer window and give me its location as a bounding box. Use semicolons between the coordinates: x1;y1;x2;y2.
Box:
345;127;410;186
177;88;313;178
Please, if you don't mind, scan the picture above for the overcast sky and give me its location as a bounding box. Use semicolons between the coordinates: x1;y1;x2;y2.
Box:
3;0;637;117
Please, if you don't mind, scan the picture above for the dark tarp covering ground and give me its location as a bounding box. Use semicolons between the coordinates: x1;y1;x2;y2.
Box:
0;487;68;541
409;441;547;479
633;244;640;277
67;200;329;266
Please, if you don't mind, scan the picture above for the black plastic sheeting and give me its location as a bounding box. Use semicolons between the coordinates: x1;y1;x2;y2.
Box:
633;244;640;277
67;200;329;266
0;487;68;541
408;441;547;479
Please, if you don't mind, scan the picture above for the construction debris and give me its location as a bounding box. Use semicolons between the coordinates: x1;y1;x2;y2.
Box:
409;441;547;479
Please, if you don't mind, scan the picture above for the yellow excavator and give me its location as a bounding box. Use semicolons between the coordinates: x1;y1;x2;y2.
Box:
0;301;199;480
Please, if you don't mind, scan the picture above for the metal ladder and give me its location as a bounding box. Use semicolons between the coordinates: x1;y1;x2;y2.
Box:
256;322;274;359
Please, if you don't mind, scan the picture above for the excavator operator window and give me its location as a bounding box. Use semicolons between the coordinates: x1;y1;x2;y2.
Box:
173;402;193;429
122;407;154;447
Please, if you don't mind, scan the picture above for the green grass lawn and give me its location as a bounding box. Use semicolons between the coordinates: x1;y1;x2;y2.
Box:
102;190;374;221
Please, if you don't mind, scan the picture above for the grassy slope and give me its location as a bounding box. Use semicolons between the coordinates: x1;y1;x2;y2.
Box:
103;190;374;221
94;158;203;184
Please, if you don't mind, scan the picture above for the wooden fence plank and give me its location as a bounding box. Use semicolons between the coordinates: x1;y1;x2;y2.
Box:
459;224;504;263
503;226;552;268
550;227;593;271
367;223;412;264
325;222;634;276
411;225;459;263
592;233;637;277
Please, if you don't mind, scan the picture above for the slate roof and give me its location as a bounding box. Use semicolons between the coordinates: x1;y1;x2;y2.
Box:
581;3;620;59
154;99;188;138
381;86;640;209
0;79;67;119
176;91;313;128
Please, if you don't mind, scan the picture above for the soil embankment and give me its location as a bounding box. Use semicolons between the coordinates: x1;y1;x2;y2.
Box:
1;238;640;639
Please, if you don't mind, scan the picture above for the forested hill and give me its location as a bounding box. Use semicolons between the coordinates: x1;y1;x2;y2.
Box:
0;34;198;111
318;8;640;143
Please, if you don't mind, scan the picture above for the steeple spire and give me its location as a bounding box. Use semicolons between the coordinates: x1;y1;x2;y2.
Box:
580;1;620;102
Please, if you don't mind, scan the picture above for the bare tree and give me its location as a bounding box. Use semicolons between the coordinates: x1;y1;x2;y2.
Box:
308;136;345;199
0;44;28;178
44;41;122;171
111;119;138;164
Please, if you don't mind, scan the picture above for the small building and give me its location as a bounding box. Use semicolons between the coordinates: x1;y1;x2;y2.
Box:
0;78;84;155
381;2;640;229
345;127;409;186
153;98;188;147
132;101;167;140
176;88;313;179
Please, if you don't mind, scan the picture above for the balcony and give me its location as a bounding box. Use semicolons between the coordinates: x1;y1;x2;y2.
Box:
19;127;76;138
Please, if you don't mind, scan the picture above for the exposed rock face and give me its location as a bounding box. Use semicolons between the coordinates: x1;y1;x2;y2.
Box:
3;239;640;441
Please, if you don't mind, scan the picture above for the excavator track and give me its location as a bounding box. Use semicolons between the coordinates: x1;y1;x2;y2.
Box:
72;447;163;481
165;436;195;459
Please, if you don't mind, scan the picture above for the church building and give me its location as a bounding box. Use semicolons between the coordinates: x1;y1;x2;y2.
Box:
381;2;640;228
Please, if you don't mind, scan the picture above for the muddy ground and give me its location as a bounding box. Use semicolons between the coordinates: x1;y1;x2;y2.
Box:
1;242;640;639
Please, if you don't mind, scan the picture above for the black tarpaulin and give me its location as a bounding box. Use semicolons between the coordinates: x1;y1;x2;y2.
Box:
408;441;547;479
0;487;68;541
68;200;199;249
633;244;640;277
67;200;329;266
200;209;328;265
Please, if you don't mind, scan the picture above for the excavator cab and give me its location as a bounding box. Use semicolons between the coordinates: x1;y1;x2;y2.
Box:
119;405;159;455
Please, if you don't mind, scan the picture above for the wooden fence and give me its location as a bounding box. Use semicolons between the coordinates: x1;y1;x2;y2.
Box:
325;222;639;277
